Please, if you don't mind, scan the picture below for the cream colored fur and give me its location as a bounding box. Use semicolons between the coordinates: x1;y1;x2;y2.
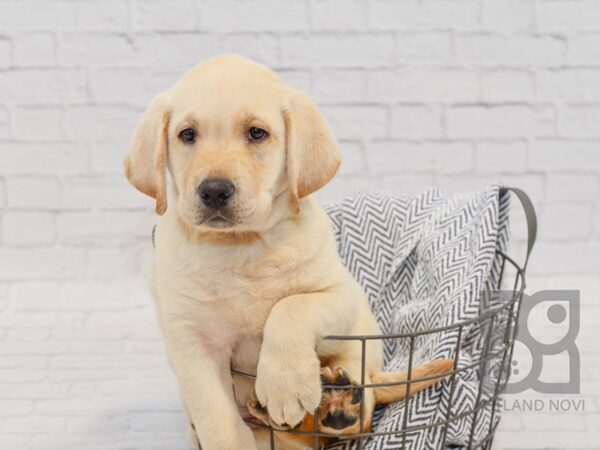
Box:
124;54;448;450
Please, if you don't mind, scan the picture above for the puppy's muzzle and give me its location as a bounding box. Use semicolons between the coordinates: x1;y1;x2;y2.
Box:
198;177;235;210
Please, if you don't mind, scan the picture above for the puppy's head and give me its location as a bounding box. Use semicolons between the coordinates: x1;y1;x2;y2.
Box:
124;54;340;233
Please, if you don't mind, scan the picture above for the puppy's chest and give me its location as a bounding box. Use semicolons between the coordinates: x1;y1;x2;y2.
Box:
181;249;307;332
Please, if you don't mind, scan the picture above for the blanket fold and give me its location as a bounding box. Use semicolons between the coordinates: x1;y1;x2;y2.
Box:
324;186;511;450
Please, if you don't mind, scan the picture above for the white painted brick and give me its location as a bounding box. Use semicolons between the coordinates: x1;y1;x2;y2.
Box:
5;177;61;209
496;430;600;449
145;74;180;99
369;141;474;174
51;353;163;370
67;341;123;355
438;173;545;206
60;279;149;311
0;310;83;331
0;1;599;447
560;105;600;137
13;33;56;66
2;212;56;246
0;354;47;369
0;143;88;176
60;33;136;65
0;379;68;400
396;32;454;64
481;0;534;31
584;414;600;431
199;0;310;32
134;33;221;70
275;70;312;92
546;173;600;204
539;204;594;240
369;69;480;102
391;105;443;138
12;107;64;141
379;173;437;192
317;174;381;203
369;0;479;30
508;412;585;432
0;69;87;104
0;283;8;311
569;34;600;65
528;241;600;275
61;175;148;210
310;0;367;30
0;181;4;209
0;1;76;30
0;107;8;140
0;37;13;68
86;246;150;281
338;142;364;175
538;0;600;31
0;417;65;434
0;367;46;382
0;400;34;417
538;69;600;102
456;34;566;67
10;281;60;311
63;106;137;141
0;249;86;281
220;34;281;67
482;70;535;102
129;413;182;432
73;0;130;30
90;67;150;106
282;34;395;67
474;141;529;173
133;0;197;31
90;139;129;174
447;105;555;138
68;416;130;435
495;411;523;431
530;139;600;171
58;211;150;245
313;69;368;103
321;105;388;139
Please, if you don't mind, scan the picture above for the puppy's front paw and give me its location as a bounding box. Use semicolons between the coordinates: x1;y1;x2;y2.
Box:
255;346;321;428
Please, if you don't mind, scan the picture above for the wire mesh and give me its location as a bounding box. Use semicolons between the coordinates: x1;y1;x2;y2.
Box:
229;248;526;450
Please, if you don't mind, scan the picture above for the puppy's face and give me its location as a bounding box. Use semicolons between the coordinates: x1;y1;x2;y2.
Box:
169;70;288;231
124;55;340;233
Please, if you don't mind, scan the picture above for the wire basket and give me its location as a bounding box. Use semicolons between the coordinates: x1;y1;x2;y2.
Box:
228;188;536;450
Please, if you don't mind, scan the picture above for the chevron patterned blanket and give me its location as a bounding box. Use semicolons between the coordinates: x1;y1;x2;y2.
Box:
324;186;510;450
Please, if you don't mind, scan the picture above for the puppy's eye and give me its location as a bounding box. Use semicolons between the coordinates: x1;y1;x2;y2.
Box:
248;127;268;142
179;128;196;143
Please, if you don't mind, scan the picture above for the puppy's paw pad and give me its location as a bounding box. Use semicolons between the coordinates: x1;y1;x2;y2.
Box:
318;366;361;433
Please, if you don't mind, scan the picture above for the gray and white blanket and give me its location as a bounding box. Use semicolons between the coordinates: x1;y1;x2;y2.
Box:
323;186;512;450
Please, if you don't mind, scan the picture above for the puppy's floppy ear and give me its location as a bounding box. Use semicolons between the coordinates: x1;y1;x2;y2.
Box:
124;92;171;215
284;90;341;213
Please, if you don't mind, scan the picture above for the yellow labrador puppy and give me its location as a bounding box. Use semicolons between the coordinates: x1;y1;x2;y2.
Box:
124;54;451;450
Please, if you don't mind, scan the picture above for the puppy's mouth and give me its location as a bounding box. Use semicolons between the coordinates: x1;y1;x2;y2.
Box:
199;213;238;229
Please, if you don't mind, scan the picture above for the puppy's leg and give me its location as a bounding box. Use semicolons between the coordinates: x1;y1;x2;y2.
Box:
372;359;454;404
165;326;257;450
255;290;358;429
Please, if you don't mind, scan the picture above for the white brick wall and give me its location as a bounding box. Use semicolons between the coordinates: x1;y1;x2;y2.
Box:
0;0;598;448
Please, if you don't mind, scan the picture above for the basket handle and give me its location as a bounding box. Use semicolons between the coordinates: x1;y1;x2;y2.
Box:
499;186;537;270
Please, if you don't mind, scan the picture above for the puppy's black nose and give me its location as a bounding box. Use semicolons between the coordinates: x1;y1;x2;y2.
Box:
198;178;235;209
